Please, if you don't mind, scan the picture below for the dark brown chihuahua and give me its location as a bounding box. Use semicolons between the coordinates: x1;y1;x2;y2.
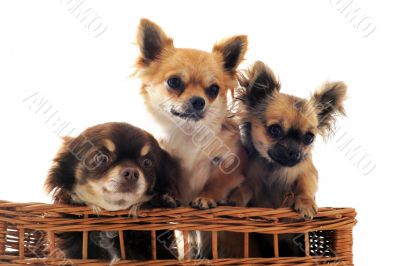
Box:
45;122;181;260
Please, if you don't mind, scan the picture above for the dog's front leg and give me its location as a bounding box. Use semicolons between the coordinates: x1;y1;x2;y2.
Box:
190;167;245;209
293;172;318;219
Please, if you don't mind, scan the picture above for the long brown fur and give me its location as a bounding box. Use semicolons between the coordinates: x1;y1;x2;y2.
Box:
223;61;347;257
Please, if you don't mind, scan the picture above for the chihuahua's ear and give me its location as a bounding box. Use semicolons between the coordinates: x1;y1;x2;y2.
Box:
44;137;76;197
213;35;248;74
311;81;347;134
136;18;173;65
238;61;280;105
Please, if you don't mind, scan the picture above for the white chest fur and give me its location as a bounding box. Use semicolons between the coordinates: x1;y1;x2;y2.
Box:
159;126;215;204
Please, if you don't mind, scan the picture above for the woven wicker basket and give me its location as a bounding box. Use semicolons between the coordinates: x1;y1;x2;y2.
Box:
0;200;356;265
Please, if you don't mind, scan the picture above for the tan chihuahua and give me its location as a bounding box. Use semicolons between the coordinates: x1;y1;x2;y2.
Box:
134;19;248;209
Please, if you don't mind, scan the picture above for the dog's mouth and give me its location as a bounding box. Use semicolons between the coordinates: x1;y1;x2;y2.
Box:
267;150;301;167
117;183;137;193
104;180;138;194
170;109;204;121
102;186;149;210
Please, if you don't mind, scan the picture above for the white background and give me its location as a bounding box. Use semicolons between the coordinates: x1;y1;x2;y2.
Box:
0;1;398;265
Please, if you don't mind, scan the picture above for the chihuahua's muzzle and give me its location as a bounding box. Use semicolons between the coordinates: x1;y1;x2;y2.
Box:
268;143;302;167
170;96;206;121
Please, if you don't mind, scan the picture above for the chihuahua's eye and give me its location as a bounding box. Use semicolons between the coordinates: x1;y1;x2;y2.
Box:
267;124;283;139
303;132;315;145
206;84;219;99
94;153;110;165
86;152;110;169
142;158;153;168
166;76;184;91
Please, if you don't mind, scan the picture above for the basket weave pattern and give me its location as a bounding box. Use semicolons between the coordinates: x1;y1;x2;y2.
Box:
0;200;356;265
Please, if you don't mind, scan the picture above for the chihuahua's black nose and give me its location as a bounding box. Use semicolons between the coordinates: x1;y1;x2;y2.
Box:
189;96;205;111
120;167;140;181
288;150;301;161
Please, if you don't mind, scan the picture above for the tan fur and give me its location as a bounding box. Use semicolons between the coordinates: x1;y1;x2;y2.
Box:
266;94;319;133
292;162;318;218
140;143;151;156
103;139;116;153
191;125;247;207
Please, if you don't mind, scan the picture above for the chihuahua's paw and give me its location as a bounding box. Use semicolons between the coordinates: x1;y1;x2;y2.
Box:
161;193;181;208
190;197;217;209
294;197;318;220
